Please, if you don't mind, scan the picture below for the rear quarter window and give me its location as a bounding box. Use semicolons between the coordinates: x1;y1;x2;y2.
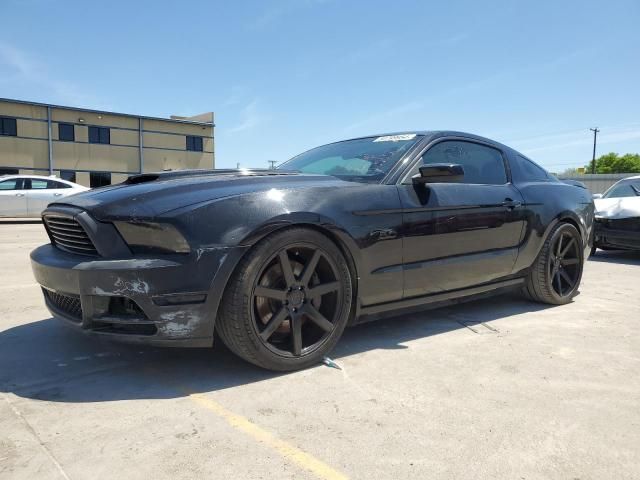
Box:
48;180;71;189
511;154;551;183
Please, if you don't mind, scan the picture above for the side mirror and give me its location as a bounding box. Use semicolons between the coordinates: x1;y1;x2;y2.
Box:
592;193;603;199
412;163;464;185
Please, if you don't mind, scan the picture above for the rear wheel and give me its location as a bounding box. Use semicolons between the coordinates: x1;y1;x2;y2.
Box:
216;228;352;371
523;222;584;305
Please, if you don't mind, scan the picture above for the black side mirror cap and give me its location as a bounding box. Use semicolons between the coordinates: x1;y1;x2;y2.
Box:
412;163;465;184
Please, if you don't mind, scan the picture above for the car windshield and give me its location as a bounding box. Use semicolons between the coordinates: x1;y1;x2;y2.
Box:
277;134;423;183
603;179;640;198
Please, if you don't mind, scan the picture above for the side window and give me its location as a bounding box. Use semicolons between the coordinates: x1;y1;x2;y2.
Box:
416;140;507;184
0;179;23;190
47;180;71;189
605;182;637;198
30;179;49;189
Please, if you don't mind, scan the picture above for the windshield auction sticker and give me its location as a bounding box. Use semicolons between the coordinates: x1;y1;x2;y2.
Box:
373;134;417;142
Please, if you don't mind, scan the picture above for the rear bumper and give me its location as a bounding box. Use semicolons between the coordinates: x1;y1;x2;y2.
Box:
594;221;640;251
30;243;246;347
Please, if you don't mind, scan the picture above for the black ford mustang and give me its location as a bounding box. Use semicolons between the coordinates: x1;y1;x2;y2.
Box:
31;131;594;370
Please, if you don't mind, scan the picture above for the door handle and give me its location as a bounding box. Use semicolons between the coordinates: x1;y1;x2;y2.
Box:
15;193;25;197
501;199;522;209
53;193;63;197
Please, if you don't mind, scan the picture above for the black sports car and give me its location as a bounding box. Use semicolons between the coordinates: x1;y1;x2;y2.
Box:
31;131;594;370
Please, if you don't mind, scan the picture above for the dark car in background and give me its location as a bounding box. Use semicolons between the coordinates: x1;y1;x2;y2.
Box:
30;131;594;370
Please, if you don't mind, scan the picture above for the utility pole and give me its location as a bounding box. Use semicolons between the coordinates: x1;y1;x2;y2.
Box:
236;162;240;169
268;160;277;170
590;127;599;174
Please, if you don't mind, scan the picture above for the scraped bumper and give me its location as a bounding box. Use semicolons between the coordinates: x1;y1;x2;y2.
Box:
30;243;245;347
594;217;640;251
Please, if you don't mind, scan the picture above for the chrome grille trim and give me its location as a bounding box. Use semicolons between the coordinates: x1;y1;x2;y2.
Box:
43;214;99;256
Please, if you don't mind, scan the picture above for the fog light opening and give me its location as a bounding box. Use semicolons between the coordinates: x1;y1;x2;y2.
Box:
108;297;146;318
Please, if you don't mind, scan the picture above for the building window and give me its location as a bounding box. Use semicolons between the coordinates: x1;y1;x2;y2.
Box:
58;123;75;142
0;117;17;136
88;126;110;144
186;135;203;152
0;168;19;175
90;172;111;188
60;170;76;183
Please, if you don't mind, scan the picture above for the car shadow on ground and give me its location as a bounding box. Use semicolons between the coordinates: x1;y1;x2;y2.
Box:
0;293;552;404
589;249;640;266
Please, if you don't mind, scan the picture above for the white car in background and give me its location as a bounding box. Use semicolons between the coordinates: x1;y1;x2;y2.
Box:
0;175;88;218
592;175;640;253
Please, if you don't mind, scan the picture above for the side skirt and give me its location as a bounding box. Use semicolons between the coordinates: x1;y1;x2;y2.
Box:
354;278;525;324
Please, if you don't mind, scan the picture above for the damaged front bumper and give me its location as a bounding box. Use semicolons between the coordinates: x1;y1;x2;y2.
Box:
30;243;246;347
594;217;640;251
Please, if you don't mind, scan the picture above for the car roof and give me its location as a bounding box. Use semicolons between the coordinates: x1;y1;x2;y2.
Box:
0;174;76;184
610;175;640;185
323;130;515;152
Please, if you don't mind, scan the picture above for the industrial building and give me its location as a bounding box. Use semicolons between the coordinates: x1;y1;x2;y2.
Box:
0;98;214;187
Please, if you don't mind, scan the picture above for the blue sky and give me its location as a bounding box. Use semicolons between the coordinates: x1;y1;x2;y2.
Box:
1;0;638;172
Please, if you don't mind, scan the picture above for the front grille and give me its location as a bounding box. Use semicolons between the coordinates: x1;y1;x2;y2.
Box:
43;215;98;256
43;288;83;322
602;218;640;232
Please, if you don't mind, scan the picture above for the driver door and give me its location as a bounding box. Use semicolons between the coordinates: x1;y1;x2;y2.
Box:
398;138;525;298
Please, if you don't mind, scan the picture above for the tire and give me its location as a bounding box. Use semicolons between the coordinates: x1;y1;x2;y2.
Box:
216;227;353;371
523;222;584;305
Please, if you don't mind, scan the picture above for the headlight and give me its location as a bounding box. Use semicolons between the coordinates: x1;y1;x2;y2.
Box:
114;221;191;254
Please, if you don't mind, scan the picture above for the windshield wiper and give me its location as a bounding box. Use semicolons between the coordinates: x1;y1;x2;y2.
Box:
631;184;640;196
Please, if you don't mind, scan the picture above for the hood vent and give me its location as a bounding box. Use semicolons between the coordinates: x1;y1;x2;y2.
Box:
124;169;299;185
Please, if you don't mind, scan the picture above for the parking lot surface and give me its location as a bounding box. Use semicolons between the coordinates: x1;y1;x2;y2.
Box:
1;222;639;480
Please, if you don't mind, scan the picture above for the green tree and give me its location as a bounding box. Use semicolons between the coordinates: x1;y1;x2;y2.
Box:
586;152;640;173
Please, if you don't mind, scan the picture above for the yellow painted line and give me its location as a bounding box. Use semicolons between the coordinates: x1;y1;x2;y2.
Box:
188;392;348;480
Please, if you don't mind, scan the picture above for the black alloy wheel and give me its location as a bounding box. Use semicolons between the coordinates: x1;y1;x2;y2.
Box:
523;222;584;305
216;228;352;371
548;229;581;297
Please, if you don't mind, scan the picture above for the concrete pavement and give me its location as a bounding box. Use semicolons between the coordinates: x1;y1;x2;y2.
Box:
1;222;639;479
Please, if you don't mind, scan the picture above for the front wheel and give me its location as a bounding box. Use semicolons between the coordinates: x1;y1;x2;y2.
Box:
523;222;584;305
216;228;353;371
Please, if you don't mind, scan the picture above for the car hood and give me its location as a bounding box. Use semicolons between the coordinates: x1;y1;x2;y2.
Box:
594;197;640;219
49;170;352;220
